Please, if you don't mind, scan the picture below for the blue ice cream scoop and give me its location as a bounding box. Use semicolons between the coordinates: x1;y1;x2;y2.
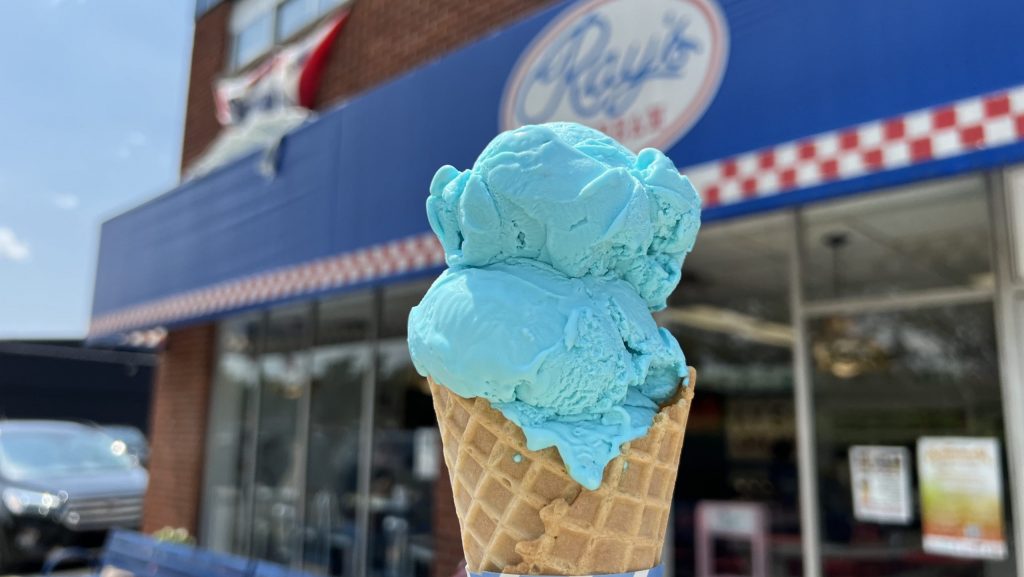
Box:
409;122;699;490
426;122;700;311
408;261;687;489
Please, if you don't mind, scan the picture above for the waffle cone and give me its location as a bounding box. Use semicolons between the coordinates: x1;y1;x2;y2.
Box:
429;368;695;575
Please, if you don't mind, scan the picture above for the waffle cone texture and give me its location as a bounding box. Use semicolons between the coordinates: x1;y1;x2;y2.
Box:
429;368;696;575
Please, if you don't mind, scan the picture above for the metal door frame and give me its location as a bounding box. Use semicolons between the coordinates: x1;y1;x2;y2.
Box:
991;167;1024;577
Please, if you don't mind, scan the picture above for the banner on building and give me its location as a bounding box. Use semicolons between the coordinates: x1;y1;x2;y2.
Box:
214;11;349;126
849;445;912;524
917;437;1007;559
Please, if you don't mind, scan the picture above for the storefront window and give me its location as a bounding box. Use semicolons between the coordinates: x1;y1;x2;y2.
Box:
803;181;1016;576
303;295;372;576
660;214;802;577
802;177;992;301
231;0;349;70
810;304;1014;576
232;11;274;70
368;280;437;577
196;174;1019;577
201;313;263;554
251;304;312;566
276;0;317;41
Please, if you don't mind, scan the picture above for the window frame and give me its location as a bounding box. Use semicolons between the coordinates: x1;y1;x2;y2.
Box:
228;0;350;72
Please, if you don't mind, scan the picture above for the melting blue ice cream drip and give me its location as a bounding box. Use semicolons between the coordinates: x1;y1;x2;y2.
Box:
408;123;700;490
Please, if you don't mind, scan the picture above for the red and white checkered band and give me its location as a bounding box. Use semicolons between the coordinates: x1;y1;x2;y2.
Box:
684;84;1024;207
88;232;446;338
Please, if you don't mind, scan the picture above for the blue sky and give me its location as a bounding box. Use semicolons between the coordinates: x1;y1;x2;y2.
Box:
0;0;194;338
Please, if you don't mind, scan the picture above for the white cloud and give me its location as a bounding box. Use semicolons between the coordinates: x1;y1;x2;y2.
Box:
0;228;30;262
53;193;80;210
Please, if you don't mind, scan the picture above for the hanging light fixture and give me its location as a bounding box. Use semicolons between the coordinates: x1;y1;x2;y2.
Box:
811;232;889;379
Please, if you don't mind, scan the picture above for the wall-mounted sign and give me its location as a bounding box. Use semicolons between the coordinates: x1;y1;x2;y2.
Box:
502;0;729;152
917;437;1007;560
849;445;912;524
413;427;440;481
215;11;349;126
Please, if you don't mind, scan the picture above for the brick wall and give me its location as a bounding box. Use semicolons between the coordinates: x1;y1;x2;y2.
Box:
180;2;231;171
180;0;559;169
433;458;464;577
141;324;216;534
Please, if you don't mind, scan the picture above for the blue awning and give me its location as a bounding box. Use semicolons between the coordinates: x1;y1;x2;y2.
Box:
90;0;1024;339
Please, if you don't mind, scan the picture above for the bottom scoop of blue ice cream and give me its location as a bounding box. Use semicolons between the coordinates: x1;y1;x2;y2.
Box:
407;260;688;489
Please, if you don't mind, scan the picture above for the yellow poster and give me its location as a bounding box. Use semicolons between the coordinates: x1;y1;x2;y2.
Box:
917;437;1007;559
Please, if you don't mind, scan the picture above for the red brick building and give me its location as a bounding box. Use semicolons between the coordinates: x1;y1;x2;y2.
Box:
181;0;556;170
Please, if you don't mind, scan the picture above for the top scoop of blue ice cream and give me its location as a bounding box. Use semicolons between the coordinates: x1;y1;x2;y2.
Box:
409;123;700;490
426;122;701;311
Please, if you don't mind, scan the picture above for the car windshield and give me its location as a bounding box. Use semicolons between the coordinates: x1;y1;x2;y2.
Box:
0;427;136;480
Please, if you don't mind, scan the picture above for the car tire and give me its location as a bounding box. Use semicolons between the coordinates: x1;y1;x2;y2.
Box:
0;528;13;573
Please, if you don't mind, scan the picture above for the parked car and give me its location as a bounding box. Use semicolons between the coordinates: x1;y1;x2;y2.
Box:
100;424;150;467
0;420;148;570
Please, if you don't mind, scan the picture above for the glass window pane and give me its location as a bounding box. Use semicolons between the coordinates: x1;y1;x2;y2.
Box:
811;303;1015;576
380;278;435;340
659;214;802;576
201;313;263;555
304;293;373;577
319;0;348;14
802;177;992;301
251;304;311;566
233;11;273;69
369;283;437;577
277;0;317;41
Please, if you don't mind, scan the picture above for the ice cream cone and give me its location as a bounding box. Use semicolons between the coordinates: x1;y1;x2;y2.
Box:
429;368;696;575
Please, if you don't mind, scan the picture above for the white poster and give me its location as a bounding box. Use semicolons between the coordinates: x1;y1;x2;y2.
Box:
849;445;912;524
413;427;440;481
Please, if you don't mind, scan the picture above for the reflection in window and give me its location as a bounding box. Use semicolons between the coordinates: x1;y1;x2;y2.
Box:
304;295;372;577
369;340;436;577
802;177;992;301
811;304;1013;576
201;314;263;555
659;214;802;577
251;305;310;566
276;0;317;41
369;282;436;577
232;11;274;70
230;0;349;70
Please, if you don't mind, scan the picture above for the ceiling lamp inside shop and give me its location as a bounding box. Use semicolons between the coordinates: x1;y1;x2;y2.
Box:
813;232;890;379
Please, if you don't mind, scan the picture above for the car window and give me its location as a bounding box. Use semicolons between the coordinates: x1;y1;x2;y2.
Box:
0;428;136;480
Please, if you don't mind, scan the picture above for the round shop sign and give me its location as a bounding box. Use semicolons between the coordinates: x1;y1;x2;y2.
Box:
501;0;729;152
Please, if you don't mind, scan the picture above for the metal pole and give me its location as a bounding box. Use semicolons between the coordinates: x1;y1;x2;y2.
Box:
989;169;1024;576
789;210;823;577
292;302;318;568
355;290;382;577
242;311;270;558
